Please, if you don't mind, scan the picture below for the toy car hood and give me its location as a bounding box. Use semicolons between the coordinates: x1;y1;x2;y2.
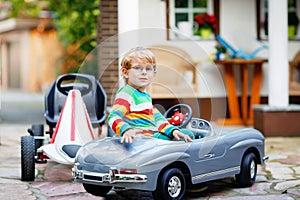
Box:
76;135;192;166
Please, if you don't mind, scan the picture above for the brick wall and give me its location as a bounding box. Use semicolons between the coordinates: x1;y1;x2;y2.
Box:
97;0;119;106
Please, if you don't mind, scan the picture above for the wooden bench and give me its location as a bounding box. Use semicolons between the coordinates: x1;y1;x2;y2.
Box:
147;45;198;98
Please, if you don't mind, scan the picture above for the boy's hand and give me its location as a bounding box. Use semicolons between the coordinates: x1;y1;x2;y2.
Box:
121;129;137;144
172;130;193;142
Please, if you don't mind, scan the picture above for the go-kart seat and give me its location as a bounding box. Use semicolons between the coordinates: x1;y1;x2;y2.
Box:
45;73;107;128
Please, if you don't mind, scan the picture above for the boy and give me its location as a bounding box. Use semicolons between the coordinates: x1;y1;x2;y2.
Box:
108;47;193;144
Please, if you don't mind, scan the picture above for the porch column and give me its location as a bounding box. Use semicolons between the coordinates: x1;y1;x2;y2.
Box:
253;0;300;136
268;0;289;107
118;0;140;86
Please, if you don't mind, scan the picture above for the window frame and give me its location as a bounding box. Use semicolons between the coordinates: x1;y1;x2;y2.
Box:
166;0;220;40
256;0;300;41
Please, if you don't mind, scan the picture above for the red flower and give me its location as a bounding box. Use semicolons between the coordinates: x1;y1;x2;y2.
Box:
194;13;216;30
194;14;204;25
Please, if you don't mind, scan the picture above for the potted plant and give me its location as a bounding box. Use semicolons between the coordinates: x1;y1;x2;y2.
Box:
215;43;227;60
194;13;216;39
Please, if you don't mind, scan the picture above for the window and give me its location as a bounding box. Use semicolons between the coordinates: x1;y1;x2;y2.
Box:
167;0;220;40
256;0;300;40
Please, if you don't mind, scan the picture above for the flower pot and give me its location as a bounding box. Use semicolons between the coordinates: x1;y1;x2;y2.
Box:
288;25;297;39
200;28;212;39
216;52;226;60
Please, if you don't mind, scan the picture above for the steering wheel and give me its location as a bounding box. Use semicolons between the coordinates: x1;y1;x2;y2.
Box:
164;104;193;128
56;74;93;96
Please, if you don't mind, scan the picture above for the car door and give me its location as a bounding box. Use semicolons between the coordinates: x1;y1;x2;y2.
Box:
188;136;233;184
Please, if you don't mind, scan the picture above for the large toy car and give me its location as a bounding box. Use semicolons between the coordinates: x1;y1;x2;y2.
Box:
72;104;267;199
21;73;107;181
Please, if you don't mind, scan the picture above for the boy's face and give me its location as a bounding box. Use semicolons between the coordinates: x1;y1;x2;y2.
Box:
123;58;156;92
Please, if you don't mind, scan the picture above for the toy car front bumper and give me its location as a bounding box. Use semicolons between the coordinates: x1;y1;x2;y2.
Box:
72;165;147;184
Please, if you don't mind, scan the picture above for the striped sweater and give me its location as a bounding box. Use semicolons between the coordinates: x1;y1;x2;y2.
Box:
108;85;178;138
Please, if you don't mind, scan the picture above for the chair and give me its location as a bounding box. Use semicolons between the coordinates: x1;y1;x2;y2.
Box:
289;51;300;95
147;45;198;98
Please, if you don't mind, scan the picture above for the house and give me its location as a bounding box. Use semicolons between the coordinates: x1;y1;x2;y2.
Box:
98;0;300;123
1;0;300;133
0;17;63;92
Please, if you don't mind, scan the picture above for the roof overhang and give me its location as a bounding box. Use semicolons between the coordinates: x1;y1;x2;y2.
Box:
0;18;53;33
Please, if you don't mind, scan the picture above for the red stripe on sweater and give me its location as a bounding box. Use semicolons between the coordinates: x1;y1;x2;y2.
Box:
115;98;130;111
158;123;168;132
133;109;152;115
112;119;123;133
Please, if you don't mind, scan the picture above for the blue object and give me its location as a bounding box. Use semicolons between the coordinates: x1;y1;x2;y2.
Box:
216;35;268;60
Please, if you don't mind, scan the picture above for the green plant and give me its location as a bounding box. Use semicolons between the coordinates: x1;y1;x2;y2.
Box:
8;0;43;18
47;0;100;75
215;43;227;53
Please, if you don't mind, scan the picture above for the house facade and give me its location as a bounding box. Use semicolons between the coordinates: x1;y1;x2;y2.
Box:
1;0;299;123
98;0;300;120
0;18;63;92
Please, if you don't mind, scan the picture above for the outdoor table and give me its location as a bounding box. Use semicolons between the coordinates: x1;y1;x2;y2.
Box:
214;59;267;126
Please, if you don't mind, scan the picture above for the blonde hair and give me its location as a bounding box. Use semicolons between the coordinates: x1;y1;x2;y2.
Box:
121;47;156;71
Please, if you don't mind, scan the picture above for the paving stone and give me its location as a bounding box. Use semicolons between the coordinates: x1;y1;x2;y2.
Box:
0;181;35;200
232;182;272;195
274;180;300;191
43;162;73;181
293;166;300;175
31;182;86;197
280;157;300;165
256;175;268;182
265;162;295;180
287;189;300;198
267;153;288;161
0;168;21;179
209;194;294;200
47;193;105;199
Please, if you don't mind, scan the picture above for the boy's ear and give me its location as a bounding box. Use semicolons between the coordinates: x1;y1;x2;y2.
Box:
121;68;129;78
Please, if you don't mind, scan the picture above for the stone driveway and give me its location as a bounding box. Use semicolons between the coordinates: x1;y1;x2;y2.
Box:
0;124;300;200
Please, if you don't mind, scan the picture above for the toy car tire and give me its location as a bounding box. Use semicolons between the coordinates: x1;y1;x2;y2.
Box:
21;136;35;181
153;168;186;200
83;183;112;197
235;152;257;187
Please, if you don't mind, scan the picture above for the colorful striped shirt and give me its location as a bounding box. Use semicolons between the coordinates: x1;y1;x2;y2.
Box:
108;85;178;138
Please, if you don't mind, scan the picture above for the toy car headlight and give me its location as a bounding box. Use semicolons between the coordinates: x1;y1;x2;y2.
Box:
73;162;83;179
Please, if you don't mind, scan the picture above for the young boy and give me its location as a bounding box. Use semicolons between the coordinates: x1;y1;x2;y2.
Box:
108;47;193;144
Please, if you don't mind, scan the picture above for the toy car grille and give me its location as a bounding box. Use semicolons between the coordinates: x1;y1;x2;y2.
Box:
83;174;103;182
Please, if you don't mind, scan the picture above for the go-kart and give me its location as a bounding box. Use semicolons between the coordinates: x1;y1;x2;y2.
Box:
72;104;268;199
21;73;107;181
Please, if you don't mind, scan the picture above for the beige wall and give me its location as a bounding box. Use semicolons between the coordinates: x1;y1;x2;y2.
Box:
1;27;63;92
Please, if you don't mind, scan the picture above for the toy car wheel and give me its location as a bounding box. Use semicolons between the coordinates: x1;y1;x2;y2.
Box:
21;136;35;181
235;152;257;187
83;183;112;197
153;168;186;200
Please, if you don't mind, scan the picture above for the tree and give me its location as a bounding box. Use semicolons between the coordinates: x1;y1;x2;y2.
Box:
47;0;100;75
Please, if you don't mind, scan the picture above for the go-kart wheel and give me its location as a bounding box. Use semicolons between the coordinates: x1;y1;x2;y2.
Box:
21;136;35;181
56;74;93;96
83;183;112;197
164;104;193;128
153;168;186;200
235;152;257;187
